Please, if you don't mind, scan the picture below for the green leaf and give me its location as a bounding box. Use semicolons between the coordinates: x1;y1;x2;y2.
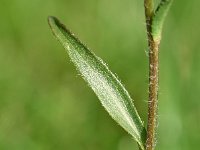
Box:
151;0;173;40
48;16;146;149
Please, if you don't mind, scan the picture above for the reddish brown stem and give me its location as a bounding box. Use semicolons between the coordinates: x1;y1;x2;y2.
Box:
144;0;160;150
146;35;160;150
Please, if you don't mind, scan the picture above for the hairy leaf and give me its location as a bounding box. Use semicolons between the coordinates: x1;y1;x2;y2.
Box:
151;0;173;40
48;16;146;149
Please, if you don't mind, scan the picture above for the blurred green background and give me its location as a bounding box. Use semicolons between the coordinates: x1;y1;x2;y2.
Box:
0;0;199;149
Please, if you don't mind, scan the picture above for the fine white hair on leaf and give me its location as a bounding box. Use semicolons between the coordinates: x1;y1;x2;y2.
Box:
48;16;146;150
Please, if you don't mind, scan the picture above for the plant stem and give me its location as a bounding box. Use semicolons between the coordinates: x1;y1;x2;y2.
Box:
144;0;160;150
144;0;154;20
146;35;160;150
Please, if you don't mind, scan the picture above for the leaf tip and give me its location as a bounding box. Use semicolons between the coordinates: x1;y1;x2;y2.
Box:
48;16;56;24
47;16;59;30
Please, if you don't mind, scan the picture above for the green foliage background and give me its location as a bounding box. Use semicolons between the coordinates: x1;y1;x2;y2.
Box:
0;0;199;149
